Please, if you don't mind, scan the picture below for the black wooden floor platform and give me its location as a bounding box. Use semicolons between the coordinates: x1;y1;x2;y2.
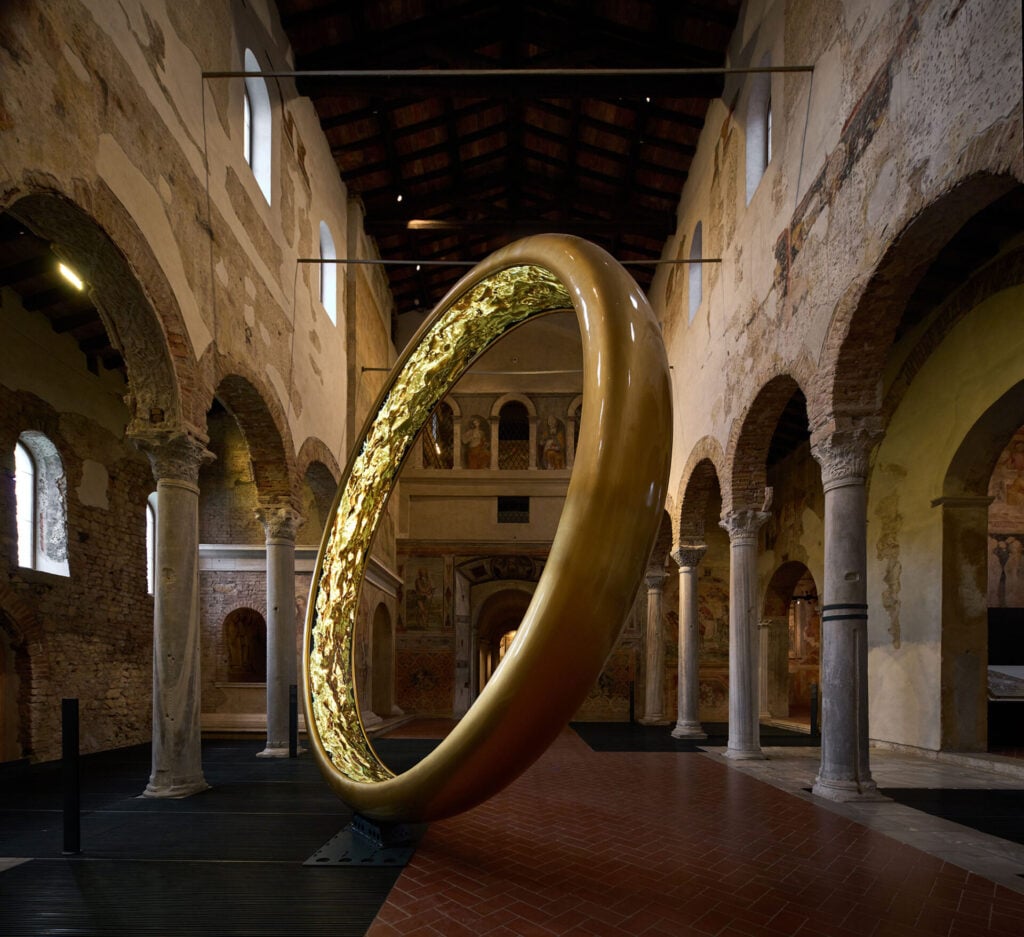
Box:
0;738;428;936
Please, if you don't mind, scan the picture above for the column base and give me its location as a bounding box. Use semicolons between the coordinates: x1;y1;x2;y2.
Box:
257;744;296;759
723;746;765;761
812;776;889;802
671;721;707;740
142;776;210;798
638;715;672;726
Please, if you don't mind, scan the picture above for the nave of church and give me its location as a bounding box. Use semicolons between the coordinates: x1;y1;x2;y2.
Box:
1;0;1023;933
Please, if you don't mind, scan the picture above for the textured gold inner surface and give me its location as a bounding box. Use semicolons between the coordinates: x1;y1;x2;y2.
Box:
309;265;572;783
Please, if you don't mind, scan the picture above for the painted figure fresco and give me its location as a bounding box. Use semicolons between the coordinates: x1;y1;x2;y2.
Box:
538;415;566;469
463;415;491;469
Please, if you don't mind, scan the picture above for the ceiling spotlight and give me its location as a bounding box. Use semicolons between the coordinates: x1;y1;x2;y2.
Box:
58;262;85;291
416;264;421;271
396;194;403;203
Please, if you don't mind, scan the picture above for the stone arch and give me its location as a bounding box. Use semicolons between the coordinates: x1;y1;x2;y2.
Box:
2;187;193;434
938;377;1024;751
296;438;340;547
762;562;820;721
490;393;536;419
474;586;533;690
205;361;299;510
817;172;1019;433
675;437;726;543
724;374;808;514
296;437;341;484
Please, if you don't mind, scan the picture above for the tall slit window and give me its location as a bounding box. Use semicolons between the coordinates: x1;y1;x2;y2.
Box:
319;221;337;324
14;432;69;576
688;221;703;323
745;57;773;204
243;48;272;204
146;493;157;595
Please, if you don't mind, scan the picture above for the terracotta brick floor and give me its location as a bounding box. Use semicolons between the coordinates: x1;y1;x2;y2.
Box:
368;729;1024;937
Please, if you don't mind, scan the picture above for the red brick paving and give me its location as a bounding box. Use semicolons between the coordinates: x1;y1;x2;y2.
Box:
367;729;1024;936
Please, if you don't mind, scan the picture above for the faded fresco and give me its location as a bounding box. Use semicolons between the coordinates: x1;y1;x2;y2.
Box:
537;415;566;469
988;426;1024;607
462;415;491;469
402;557;446;631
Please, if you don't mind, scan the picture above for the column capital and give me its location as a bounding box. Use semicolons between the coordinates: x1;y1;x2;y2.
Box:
255;503;303;542
671;543;707;569
719;509;769;544
810;426;882;488
132;429;214;486
644;566;667;592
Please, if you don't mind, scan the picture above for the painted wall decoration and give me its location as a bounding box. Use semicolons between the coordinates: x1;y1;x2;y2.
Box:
402;557;446;630
538;415;566;469
462;415;491;469
988;426;1024;607
395;647;455;714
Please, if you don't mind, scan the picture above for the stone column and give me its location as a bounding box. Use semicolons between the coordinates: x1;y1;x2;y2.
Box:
760;616;790;719
811;430;881;800
255;504;302;758
136;432;213;797
671;544;707;739
639;566;669;725
528;415;538;469
720;509;769;759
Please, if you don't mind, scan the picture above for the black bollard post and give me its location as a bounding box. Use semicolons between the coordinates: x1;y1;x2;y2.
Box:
289;683;298;758
809;683;819;738
62;698;81;855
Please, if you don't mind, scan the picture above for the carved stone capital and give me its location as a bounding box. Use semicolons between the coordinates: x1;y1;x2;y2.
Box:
132;430;214;486
719;509;770;544
671;543;707;569
644;566;667;593
810;426;882;488
255;504;303;542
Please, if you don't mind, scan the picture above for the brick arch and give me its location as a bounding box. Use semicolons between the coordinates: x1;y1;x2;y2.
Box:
204;358;298;509
490;393;537;418
763;561;816;619
816;171;1019;434
3;185;195;434
0;581;48;759
296;436;340;484
675;437;726;543
724;373;809;514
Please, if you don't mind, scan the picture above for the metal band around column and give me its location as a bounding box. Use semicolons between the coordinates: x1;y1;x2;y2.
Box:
303;234;672;822
821;602;869;622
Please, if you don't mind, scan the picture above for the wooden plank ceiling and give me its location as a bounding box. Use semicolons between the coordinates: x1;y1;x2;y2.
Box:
276;0;742;324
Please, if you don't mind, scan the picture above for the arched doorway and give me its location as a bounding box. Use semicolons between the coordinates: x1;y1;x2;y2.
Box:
474;588;531;692
763;563;820;728
371;602;395;718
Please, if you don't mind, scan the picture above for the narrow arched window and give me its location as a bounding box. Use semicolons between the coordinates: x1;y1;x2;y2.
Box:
319;221;337;325
498;402;530;470
243;48;272;204
145;493;157;595
14;441;35;570
745;58;772;204
688;221;703;323
14;432;69;576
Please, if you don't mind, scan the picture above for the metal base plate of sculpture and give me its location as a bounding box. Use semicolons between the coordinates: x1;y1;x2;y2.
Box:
303;234;672;822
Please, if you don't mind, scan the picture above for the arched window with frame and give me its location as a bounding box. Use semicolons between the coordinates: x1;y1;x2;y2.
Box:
243;48;272;204
14;431;69;576
319;221;337;325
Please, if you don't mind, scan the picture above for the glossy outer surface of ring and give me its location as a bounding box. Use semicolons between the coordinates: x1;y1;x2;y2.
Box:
303;234;672;822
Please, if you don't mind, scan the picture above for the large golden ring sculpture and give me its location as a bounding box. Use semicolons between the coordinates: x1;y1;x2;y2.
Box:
304;235;672;822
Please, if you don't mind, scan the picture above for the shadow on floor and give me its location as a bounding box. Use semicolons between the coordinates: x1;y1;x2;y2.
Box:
0;737;435;936
570;720;820;752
